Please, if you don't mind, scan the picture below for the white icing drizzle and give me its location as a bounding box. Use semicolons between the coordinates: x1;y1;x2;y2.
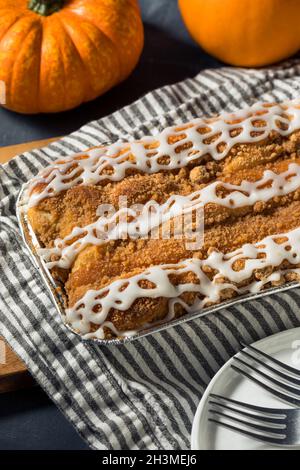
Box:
27;100;300;207
39;162;300;270
65;226;300;339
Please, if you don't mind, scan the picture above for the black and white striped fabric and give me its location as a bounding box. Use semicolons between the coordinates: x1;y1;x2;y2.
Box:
1;60;300;450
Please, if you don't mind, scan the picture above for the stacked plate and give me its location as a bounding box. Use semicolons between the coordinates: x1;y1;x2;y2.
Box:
191;328;300;450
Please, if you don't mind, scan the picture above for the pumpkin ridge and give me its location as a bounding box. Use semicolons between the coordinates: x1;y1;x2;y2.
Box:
48;16;68;111
45;13;95;111
59;10;123;98
0;15;40;109
64;6;119;51
64;7;123;85
0;12;27;47
9;18;42;113
55;13;92;103
36;16;43;113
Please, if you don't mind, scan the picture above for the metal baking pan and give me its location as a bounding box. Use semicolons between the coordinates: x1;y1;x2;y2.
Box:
17;182;300;345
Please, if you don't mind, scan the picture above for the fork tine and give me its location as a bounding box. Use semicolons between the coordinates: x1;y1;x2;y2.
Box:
208;418;286;445
208;409;286;434
231;364;300;407
209;393;286;415
240;342;300;377
208;400;286;423
233;356;300;397
239;349;300;386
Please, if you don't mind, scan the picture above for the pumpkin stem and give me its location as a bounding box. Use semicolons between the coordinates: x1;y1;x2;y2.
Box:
28;0;64;16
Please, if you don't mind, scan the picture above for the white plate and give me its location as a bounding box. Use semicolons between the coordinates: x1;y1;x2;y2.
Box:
191;327;300;450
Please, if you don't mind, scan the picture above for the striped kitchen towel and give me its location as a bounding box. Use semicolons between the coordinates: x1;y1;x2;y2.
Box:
1;60;300;450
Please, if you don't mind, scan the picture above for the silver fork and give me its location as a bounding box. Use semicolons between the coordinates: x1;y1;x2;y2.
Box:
229;342;300;406
208;394;300;446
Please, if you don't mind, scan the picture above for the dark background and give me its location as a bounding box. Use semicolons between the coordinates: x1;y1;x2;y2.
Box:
0;1;220;450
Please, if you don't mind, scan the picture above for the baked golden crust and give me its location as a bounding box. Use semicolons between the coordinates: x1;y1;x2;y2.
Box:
26;104;300;338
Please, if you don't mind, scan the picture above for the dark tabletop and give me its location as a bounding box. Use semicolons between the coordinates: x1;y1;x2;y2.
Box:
0;1;220;450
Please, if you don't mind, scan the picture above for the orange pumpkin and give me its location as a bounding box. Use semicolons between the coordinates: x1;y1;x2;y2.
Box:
0;0;144;114
178;0;300;67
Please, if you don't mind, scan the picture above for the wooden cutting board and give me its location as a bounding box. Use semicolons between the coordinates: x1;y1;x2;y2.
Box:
0;136;59;392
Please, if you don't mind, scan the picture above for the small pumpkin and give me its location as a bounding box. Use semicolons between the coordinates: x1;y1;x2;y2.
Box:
178;0;300;67
0;0;144;114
